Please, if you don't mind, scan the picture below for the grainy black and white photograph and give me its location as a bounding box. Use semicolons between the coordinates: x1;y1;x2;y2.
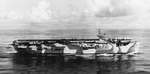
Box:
0;0;148;74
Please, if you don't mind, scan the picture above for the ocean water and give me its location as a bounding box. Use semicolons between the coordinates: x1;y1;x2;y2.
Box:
0;29;149;74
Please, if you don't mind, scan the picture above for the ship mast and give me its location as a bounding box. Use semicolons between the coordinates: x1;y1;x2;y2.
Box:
97;28;106;39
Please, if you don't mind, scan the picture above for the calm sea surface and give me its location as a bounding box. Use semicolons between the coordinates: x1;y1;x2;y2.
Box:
0;29;149;74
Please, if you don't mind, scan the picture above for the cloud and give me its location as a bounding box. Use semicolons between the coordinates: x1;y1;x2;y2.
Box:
89;0;150;17
84;0;150;29
0;11;23;20
30;0;52;22
1;0;150;29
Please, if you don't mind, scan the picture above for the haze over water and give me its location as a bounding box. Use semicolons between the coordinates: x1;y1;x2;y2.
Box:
0;29;148;74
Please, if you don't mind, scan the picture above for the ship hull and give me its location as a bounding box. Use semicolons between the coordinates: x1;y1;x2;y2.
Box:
13;41;137;57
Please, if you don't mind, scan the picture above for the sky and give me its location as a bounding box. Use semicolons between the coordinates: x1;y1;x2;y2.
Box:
0;0;150;30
